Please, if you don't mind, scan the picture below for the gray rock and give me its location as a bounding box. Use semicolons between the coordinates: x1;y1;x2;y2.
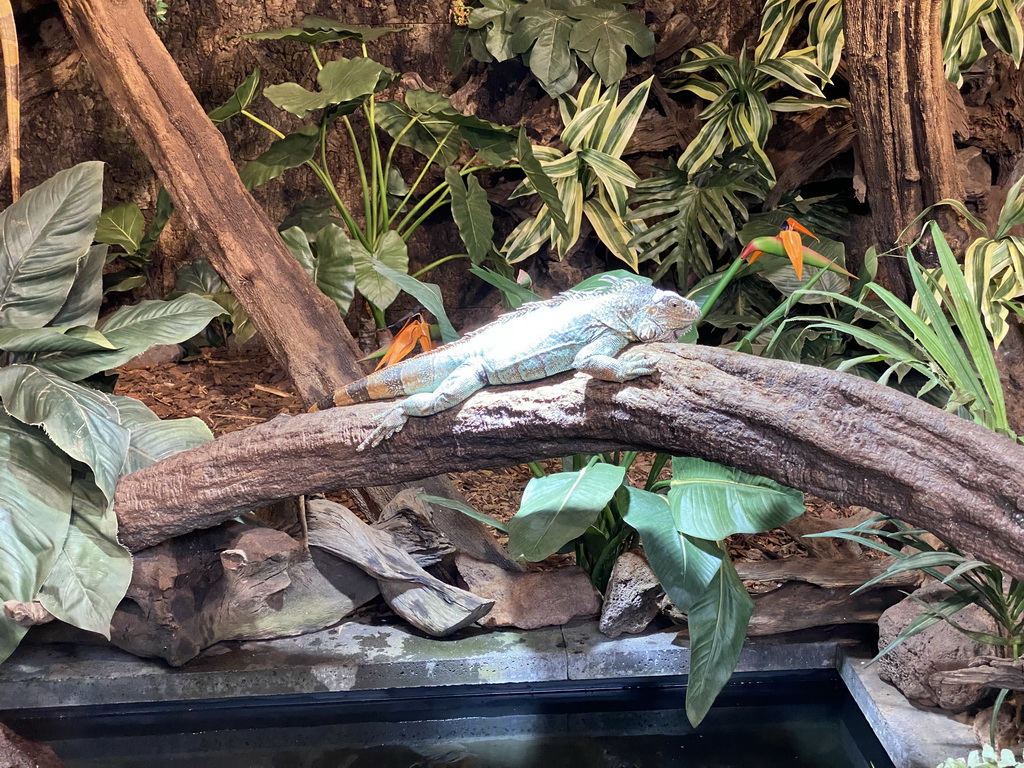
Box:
0;723;64;768
599;551;665;638
878;581;998;712
455;555;601;630
120;343;182;369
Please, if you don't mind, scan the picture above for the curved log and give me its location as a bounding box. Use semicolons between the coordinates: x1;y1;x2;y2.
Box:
114;344;1024;580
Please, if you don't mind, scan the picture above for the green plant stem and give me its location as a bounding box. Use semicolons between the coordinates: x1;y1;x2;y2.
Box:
370;302;386;329
309;45;323;70
590;524;634;585
342;116;374;243
240;110;286;139
696;256;746;320
411;253;469;278
645;453;670;490
399;195;452;241
390;126;459;231
527;461;547;478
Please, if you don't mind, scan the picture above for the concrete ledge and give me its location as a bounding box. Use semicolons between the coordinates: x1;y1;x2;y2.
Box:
0;619;980;767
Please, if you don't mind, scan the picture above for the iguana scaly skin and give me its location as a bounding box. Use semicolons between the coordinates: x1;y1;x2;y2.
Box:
336;276;701;451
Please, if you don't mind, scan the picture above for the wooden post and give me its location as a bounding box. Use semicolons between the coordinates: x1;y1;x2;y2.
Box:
56;0;361;406
845;0;966;295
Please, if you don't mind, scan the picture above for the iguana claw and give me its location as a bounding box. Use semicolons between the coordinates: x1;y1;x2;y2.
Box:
356;408;408;452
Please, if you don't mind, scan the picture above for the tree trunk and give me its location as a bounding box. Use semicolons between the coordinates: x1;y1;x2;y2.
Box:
845;0;966;295
113;344;1024;582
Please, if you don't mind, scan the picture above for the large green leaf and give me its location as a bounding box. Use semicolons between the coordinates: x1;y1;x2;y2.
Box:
568;4;654;85
136;188;174;259
370;259;459;344
51;244;107;328
517;128;571;243
469;0;521;61
685;555;754;726
446;167;495;263
0;162;104;329
506;462;626;561
95;203;144;254
281;225;357;317
0;365;128;502
264;57;397;118
353;231;409;310
0;412;73;664
34;294;223;381
622;487;723;613
175;258;225;296
510;0;578;96
0;326;114;355
240;126;319;190
668;457;804;540
37;474;131;638
207;68;261;125
110;393;213;474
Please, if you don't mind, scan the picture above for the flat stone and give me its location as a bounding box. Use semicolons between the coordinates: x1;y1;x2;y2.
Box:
598;551;664;638
455;555;601;630
0;722;63;767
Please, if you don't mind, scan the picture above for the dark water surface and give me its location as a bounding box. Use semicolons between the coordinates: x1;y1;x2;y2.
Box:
3;671;893;768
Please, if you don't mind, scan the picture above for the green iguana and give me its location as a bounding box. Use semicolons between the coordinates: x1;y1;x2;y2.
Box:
336;276;701;451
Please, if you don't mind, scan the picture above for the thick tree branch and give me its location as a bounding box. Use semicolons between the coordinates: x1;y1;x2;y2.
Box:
114;345;1024;580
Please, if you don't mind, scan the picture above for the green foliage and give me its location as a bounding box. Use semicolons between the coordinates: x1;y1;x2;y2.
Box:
172;259;255;346
462;0;654;97
937;745;1024;768
229;21;519;330
0;164;218;665
756;0;844;79
666;43;843;183
942;0;1024;85
502;76;651;269
630;149;764;283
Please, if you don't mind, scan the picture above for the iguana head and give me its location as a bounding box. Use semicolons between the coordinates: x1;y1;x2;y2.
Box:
623;284;701;342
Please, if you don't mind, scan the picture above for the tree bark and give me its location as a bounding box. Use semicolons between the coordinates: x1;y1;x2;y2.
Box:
845;0;966;295
114;344;1024;581
56;0;362;407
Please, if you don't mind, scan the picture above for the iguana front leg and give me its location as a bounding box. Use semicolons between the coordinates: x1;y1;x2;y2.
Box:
573;335;655;382
357;360;488;452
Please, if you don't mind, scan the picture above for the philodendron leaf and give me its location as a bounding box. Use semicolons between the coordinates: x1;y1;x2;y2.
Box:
0;162;104;329
207;67;261;125
95;202;144;254
353;231;409;310
370;258;459;343
281;225;357;317
0;411;73;664
51;244;107;328
265;57;397;118
37;473;131;639
34;294;223;381
506;462;626;561
301;16;408;42
446;167;495;263
621;487;723;613
240;126;319;190
685;555;754;726
0;365;129;502
668;457;805;540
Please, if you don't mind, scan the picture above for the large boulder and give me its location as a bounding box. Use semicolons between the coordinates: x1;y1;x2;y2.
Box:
877;581;998;712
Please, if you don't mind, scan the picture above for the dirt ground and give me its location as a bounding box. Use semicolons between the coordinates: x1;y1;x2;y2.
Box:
114;343;861;573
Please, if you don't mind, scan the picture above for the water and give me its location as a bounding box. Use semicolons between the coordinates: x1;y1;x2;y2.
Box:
3;671;892;767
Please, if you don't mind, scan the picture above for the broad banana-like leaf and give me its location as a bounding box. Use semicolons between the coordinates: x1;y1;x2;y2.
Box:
34;294;223;381
622;488;723;613
37;474;130;638
685;555;754;726
110;393;212;474
0;364;129;501
0;411;73;664
50;244;107;328
0;162;104;329
506;462;626;561
0;326;114;354
669;456;804;540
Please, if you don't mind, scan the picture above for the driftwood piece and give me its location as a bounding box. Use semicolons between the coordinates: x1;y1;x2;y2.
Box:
374;489;455;568
307;499;493;636
113;344;1024;583
930;657;1024;692
746;581;909;636
781;507;880;560
735;557;920;590
2;601;56;628
111;523;376;666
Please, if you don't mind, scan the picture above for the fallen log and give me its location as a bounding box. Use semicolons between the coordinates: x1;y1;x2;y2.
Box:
113;344;1024;581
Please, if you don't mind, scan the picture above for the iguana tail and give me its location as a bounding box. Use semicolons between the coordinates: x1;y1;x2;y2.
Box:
333;352;449;406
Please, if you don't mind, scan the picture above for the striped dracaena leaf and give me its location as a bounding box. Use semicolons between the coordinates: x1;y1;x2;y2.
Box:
599;77;652;157
678;75;727;101
756;55;828;97
981;0;1024;64
755;0;813;63
808;0;844;77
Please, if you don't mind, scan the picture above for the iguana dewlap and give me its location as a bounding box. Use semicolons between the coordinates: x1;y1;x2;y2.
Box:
335;276;701;451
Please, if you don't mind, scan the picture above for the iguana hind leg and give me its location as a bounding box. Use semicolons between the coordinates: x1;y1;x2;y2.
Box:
357;361;488;451
574;337;654;382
